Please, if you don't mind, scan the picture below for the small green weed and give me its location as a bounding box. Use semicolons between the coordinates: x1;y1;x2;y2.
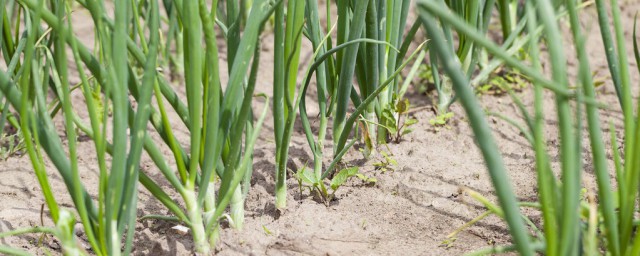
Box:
381;97;419;143
429;112;454;127
373;151;398;173
262;225;273;236
476;69;528;96
417;64;435;94
355;173;377;185
0;132;25;160
295;166;373;205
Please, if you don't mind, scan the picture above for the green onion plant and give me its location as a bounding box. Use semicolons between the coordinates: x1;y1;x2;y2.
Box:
1;0;161;254
273;0;424;209
294;0;427;205
0;0;277;255
424;0;545;116
419;0;640;254
272;0;306;209
355;0;415;151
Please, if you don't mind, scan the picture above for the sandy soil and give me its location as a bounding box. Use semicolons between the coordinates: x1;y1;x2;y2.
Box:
1;1;639;255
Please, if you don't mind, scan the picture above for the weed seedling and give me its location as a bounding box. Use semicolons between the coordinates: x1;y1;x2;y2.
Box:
382;97;419;143
373;151;398;173
0;133;25;160
295;166;370;205
262;225;273;236
355;173;378;185
476;69;528;95
429;112;454;127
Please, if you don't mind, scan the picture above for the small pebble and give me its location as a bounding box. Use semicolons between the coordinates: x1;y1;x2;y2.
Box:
74;223;85;237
